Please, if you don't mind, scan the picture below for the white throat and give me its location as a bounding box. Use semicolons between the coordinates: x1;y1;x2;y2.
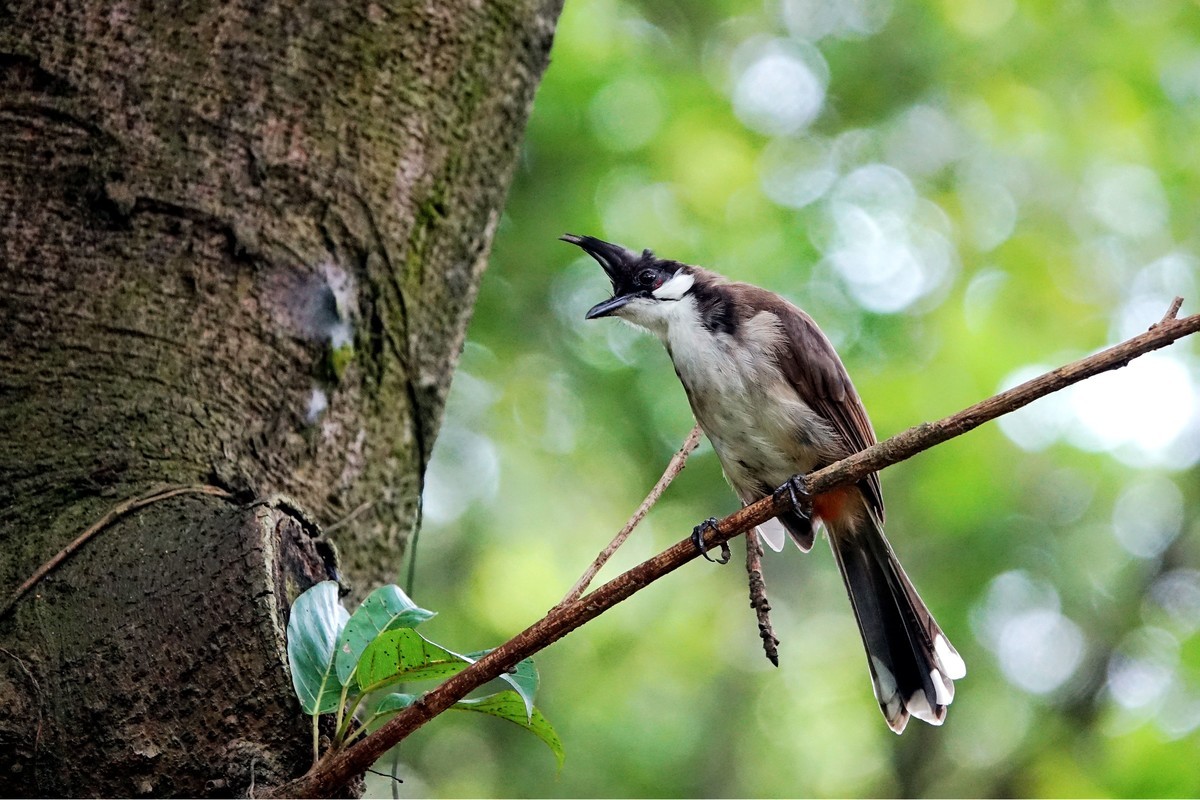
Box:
615;272;696;337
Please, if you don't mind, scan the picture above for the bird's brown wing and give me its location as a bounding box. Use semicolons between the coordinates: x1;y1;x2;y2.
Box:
746;287;885;521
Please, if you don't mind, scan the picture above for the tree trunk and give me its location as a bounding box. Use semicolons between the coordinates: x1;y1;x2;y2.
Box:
0;0;560;795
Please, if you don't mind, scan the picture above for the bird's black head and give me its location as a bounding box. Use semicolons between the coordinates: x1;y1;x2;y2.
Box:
560;233;693;320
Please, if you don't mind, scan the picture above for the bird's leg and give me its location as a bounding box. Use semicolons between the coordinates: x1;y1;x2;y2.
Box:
775;474;813;520
690;517;731;564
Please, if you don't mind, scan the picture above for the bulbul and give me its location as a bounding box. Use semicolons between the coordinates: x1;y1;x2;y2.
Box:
563;233;966;733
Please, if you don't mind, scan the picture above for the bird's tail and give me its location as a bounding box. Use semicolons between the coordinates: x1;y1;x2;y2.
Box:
825;501;966;733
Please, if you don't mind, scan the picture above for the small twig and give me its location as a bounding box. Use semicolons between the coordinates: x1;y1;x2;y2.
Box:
556;424;703;607
365;766;402;782
268;302;1199;798
0;483;234;619
1155;296;1183;327
745;535;779;666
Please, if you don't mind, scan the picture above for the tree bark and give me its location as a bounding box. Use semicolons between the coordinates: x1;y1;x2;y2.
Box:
0;0;560;795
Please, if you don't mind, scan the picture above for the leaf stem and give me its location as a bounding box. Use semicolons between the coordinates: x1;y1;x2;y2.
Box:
332;682;352;746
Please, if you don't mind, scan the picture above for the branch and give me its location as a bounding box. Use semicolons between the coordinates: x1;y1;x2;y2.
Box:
269;302;1198;798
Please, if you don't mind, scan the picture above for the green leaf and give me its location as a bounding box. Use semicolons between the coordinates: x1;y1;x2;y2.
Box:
374;692;418;716
454;691;565;769
500;658;538;720
358;636;542;723
286;581;350;715
465;649;539;720
355;628;471;692
367;690;564;770
335;584;436;685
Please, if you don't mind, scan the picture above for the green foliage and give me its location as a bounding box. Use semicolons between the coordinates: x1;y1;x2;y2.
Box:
354;628;466;691
373;692;565;769
336;584;437;686
285;582;560;768
453;692;565;770
286;581;349;715
466;649;540;719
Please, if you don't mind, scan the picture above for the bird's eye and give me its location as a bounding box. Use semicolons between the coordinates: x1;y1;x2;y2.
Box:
637;269;657;287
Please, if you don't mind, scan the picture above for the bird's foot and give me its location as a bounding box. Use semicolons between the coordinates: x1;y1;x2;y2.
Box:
774;474;813;519
690;517;731;564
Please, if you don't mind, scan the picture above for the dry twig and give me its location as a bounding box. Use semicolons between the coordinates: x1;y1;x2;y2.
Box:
745;535;779;666
1157;296;1184;325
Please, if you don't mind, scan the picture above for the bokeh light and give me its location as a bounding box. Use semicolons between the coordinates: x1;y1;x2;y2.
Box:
782;0;894;40
820;164;957;313
973;571;1087;696
1082;163;1170;240
1111;476;1185;559
731;37;828;136
589;75;665;152
997;354;1199;468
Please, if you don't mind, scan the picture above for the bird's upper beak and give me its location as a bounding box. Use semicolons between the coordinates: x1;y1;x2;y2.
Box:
560;233;640;320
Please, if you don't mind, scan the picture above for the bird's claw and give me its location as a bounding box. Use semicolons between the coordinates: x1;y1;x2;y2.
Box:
775;474;813;518
691;517;731;564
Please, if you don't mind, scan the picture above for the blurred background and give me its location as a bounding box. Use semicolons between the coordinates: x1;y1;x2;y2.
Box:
369;0;1200;795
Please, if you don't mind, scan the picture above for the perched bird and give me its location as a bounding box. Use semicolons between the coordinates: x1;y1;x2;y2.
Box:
563;233;965;733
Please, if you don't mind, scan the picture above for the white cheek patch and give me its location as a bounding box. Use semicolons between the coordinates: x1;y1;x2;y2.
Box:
652;270;695;300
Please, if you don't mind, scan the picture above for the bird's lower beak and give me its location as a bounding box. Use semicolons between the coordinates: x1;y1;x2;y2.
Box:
586;294;633;320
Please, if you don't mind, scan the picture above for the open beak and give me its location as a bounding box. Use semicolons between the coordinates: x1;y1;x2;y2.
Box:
585;293;633;319
561;233;641;320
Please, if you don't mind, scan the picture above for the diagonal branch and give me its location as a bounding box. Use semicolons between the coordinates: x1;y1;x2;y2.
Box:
269;302;1198;798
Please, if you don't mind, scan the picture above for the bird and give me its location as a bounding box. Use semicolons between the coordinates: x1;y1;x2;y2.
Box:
562;232;966;733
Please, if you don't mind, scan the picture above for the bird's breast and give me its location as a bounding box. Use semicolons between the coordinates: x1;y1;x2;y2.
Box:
663;309;838;494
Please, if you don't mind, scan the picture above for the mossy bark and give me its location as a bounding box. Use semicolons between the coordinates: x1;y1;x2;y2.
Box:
0;0;560;794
